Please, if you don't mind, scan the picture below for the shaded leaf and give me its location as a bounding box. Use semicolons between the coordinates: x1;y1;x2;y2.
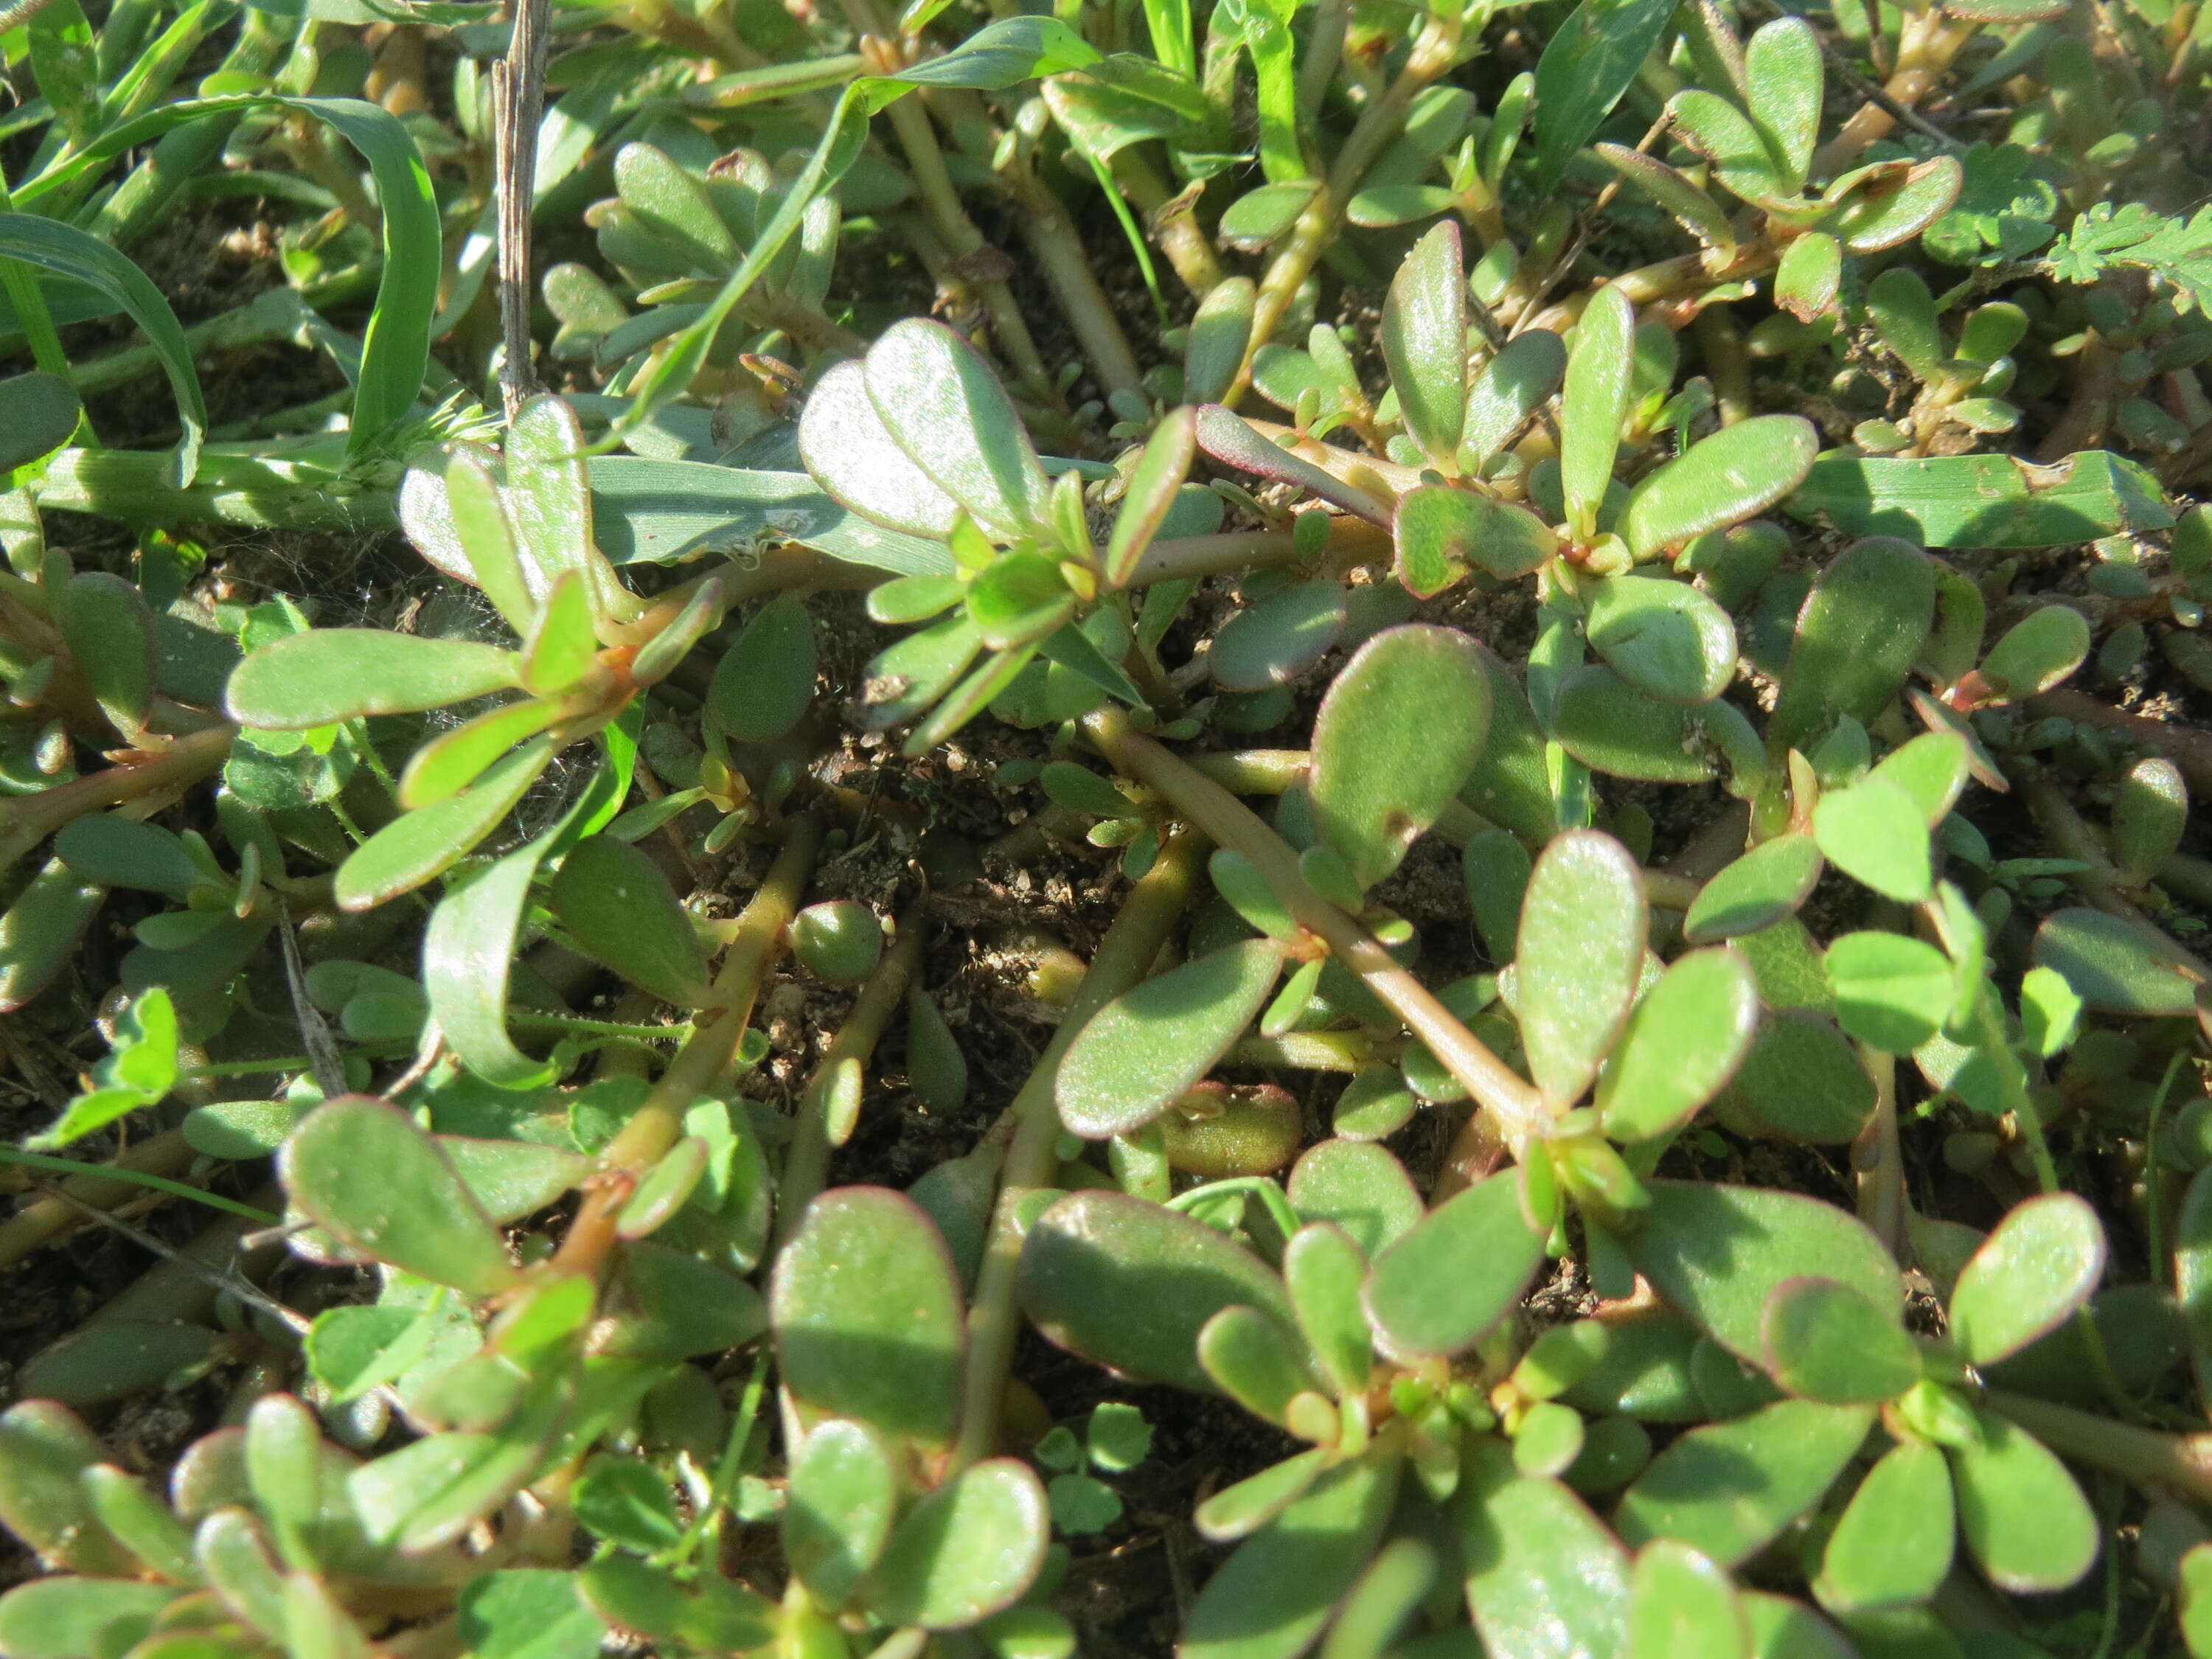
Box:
547;835;709;1006
1786;451;2171;549
1583;574;1738;705
785;1419;898;1607
1760;1277;1921;1403
771;1188;965;1444
1287;1141;1424;1259
1614;1399;1874;1566
1018;1190;1295;1394
2031;908;2199;1017
1682;835;1822;945
1770;538;1935;754
1365;1174;1546;1358
1534;0;1677;190
1625;1180;1902;1363
1183;1453;1402;1659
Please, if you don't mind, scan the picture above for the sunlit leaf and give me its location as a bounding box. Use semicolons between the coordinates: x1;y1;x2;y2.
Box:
1308;625;1493;888
1517;829;1647;1106
280;1096;520;1296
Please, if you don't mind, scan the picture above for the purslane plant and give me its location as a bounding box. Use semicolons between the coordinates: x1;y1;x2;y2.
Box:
6;0;2212;1650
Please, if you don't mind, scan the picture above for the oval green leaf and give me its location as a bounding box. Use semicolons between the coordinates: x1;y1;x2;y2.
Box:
1056;939;1281;1139
1625;1180;1903;1363
1584;574;1739;705
1381;220;1467;470
1017;1190;1295;1394
1760;1276;1922;1403
227;630;518;731
1517;829;1649;1107
1948;1192;2107;1368
279;1096;519;1296
1614;1398;1874;1567
1596;947;1759;1143
1309;624;1492;891
771;1187;965;1445
547;835;710;1006
1619;417;1819;560
1682;835;1823;945
866;1459;1048;1630
1365;1173;1546;1359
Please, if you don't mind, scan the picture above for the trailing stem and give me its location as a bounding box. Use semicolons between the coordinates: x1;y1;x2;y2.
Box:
1223;16;1463;406
776;905;926;1244
1807;6;1974;177
0;723;235;872
950;827;1208;1470
1079;705;1548;1145
1987;1388;2212;1506
556;816;826;1275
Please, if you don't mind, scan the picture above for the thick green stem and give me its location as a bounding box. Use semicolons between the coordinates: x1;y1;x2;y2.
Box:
72;291;313;396
1808;8;1974;178
951;827;1208;1470
0;1130;198;1267
1854;1045;1905;1256
879;90;1055;400
1131;517;1392;585
557;819;825;1275
610;818;827;1170
2028;689;2212;798
35;448;399;532
0;723;234;873
1107;149;1223;296
1225;19;1460;406
1986;1388;2212;1506
776;906;925;1244
1081;707;1547;1144
1228;1030;1377;1071
1009;167;1145;403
